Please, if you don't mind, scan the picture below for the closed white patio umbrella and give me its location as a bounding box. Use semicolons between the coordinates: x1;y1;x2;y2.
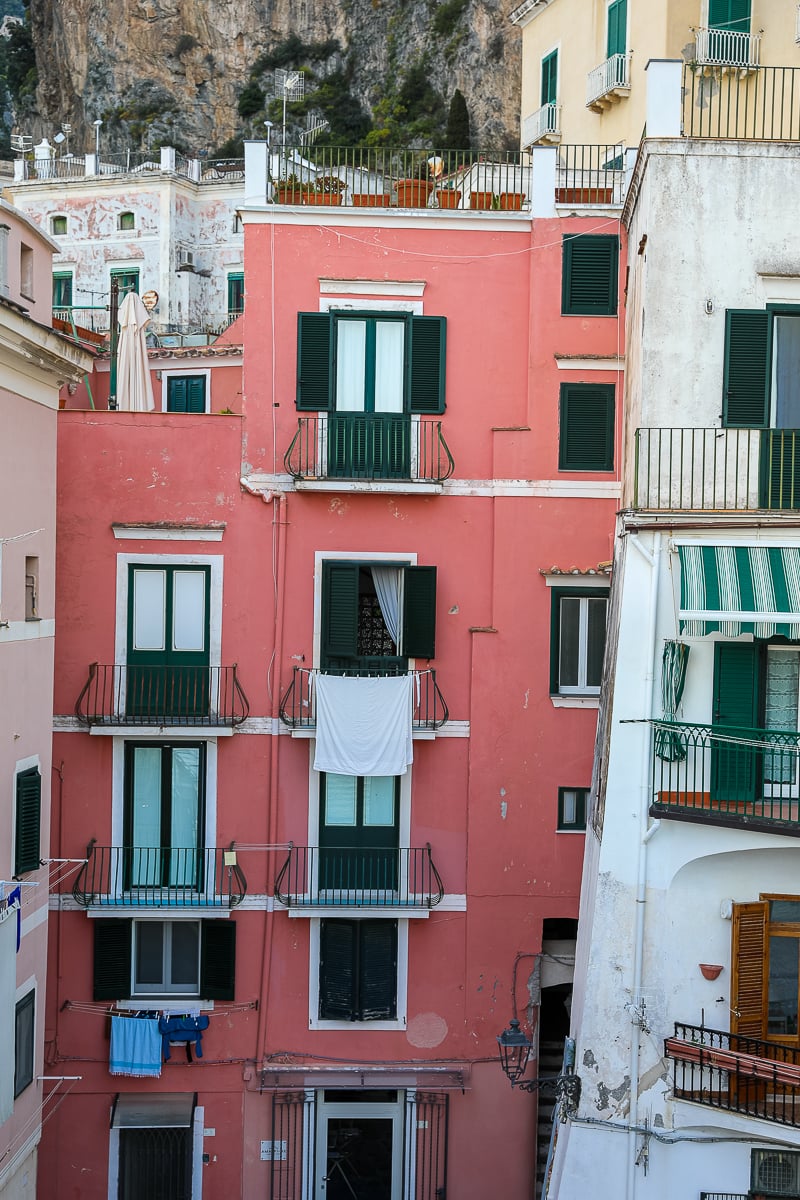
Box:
116;292;155;412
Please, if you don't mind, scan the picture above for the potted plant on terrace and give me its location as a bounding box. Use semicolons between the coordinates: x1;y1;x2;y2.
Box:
395;171;435;208
275;174;304;204
304;176;345;205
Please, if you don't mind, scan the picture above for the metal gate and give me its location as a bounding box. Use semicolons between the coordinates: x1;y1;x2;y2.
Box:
118;1127;192;1200
405;1092;448;1200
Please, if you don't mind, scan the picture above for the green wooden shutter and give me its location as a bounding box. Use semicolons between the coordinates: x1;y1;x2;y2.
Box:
321;562;359;665
607;0;627;57
402;566;437;659
731;900;767;1038
297;313;333;411
319;920;357;1019
186;376;206;413
200;921;236;1000
93;920;132;1000
709;0;751;31
711;641;761;804
358;921;397;1020
409;317;446;414
15;768;41;875
558;384;615;471
723;309;769;428
562;235;619;316
167;377;187;412
227;272;244;315
541;50;558;106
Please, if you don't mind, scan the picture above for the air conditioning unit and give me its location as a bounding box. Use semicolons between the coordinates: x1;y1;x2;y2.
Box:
176;248;195;271
751;1150;800;1198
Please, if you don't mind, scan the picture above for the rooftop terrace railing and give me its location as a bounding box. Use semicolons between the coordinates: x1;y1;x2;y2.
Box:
683;62;800;139
556;143;626;205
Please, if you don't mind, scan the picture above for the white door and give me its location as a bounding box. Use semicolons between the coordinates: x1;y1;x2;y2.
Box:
315;1091;403;1200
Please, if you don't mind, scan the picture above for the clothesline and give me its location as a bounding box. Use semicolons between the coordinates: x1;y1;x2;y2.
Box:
61;998;258;1018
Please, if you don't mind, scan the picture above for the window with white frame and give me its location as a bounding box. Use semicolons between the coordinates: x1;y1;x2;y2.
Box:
550;588;608;695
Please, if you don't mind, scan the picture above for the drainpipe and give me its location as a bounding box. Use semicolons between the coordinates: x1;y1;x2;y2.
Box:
625;531;662;1200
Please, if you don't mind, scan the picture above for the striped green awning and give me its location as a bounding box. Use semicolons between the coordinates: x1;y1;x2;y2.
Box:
678;544;800;637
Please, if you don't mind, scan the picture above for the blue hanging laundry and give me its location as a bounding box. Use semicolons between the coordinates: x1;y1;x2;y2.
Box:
158;1014;209;1061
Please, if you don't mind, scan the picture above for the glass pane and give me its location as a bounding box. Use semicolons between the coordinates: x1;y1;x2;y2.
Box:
374;322;405;413
364;777;395;826
136;923;164;987
770;900;800;923
325;775;357;826
768;934;800;1036
131;747;162;887
773;315;800;429
170;748;200;886
561;790;577;825
172;571;206;652
133;570;166;651
586;598;608;687
559;597;580;687
336;320;367;412
169;922;199;988
764;649;800;784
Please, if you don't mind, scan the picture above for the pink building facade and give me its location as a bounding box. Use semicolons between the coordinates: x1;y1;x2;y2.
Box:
40;186;625;1198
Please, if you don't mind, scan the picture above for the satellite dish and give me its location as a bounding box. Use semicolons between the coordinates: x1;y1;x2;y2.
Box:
53;132;65;145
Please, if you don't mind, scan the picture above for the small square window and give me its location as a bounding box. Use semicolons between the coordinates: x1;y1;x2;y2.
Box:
559;383;615;472
166;375;207;413
558;787;588;831
25;555;39;620
550;588;608;695
14;991;35;1098
51;215;67;236
118;212;135;231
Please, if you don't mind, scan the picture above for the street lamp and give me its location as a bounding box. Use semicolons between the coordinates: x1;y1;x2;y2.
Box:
93;119;102;158
497;1018;582;1108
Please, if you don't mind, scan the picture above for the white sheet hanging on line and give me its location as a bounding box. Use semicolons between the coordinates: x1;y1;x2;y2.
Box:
313;672;414;776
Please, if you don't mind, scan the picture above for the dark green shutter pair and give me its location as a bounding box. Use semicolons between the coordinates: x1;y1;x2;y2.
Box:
93;920;236;1001
167;376;207;413
559;384;615;471
606;0;627;57
15;768;41;875
319;919;397;1020
321;562;437;664
562;235;619;316
296;314;446;414
541;50;558;106
708;0;751;32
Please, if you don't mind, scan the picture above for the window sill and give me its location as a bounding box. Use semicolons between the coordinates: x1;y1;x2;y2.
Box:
550;695;600;709
310;1018;406;1031
118;998;214;1011
557;827;587;834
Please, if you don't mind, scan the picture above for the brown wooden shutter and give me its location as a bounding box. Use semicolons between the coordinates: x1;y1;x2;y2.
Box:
731;900;768;1038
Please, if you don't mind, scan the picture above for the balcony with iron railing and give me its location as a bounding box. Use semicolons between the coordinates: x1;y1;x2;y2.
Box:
633;427;800;513
274;844;444;912
522;103;562;147
586;53;632;112
694;27;761;72
71;840;247;909
278;667;448;733
75;663;250;728
666;1022;800;1127
681;62;800;140
651;721;800;836
284;414;454;487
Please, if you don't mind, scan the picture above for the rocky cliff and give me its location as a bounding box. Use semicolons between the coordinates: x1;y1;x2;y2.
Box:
27;0;520;153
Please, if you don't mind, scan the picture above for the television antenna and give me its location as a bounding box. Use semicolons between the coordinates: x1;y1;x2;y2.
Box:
10;133;32;155
274;69;305;148
300;115;329;148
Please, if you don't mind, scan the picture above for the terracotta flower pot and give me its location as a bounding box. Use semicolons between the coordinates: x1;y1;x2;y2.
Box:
276;188;304;204
436;190;462;209
395;179;434;208
351;193;391;207
699;963;723;980
302;192;342;206
499;192;525;211
470;190;495;210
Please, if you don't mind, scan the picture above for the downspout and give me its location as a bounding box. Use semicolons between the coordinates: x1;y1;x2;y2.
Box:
256;492;288;1066
625;531;662;1200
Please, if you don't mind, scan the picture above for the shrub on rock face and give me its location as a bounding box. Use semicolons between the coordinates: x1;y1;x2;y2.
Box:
238;81;264;118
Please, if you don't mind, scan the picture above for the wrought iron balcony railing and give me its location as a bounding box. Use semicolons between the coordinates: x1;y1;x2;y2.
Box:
278;667;449;732
694;27;761;70
683;63;800;140
522;103;561;147
72;841;247;908
284;414;454;484
634;427;800;512
666;1022;800;1127
75;663;249;728
586;53;631;110
274;844;444;909
556;143;626;205
651;721;800;835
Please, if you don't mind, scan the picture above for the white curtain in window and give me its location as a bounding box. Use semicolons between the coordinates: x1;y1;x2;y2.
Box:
764;648;800;784
335;320;366;411
371;567;402;649
374;321;405;413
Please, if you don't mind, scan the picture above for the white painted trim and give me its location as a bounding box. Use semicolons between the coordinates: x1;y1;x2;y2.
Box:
290;726;462;741
241;472;622;499
320;297;423;316
308;917;409;1031
114;553;223;669
159;367;211;414
550;695;600;709
90;725;233;738
555;356;624;371
307;749;410;853
295;480;443;495
53;892;466;913
112;526;225;542
672;536;800;548
757;276;800;306
319;279;426;298
116;999;214;1012
15;973;36;1002
240;208;532;232
0;619;55;643
192;1106;204;1200
681;608;800;625
315;1093;403;1200
55;714;470;738
543;575;610;589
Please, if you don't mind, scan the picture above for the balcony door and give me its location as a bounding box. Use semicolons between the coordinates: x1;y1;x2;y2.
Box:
319;774;399;894
124;743;205;892
329;315;410;479
127;565;210;718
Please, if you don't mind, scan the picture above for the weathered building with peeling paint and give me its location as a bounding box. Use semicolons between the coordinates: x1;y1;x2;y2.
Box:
550;61;800;1200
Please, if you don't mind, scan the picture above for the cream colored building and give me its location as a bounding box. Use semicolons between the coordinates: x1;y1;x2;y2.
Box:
512;0;800;151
